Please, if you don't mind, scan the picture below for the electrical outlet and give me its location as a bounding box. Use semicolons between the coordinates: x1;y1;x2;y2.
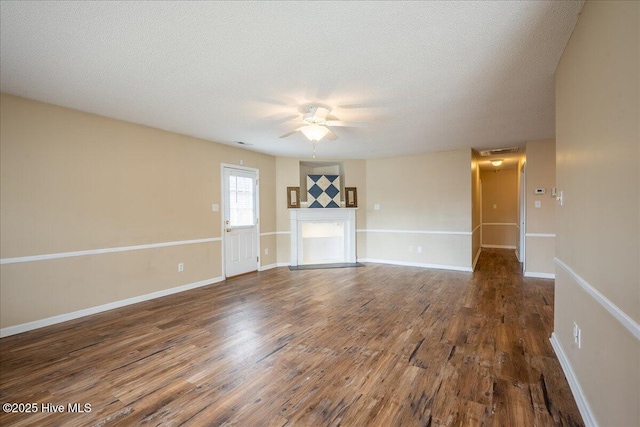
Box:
493;204;497;209
417;246;423;253
409;245;414;253
374;204;381;210
178;263;184;272
264;248;269;255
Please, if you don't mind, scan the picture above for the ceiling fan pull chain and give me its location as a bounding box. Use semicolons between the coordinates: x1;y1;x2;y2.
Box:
313;141;316;158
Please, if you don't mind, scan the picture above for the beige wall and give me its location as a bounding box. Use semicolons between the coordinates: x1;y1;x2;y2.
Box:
481;168;518;248
0;94;277;329
276;150;472;270
524;139;556;275
275;157;299;264
343;159;368;259
555;1;639;425
364;149;472;270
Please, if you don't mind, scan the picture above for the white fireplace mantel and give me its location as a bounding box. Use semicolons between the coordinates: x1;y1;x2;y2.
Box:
289;208;357;266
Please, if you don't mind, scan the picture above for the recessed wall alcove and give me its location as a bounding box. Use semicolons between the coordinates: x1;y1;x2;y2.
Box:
299;161;345;205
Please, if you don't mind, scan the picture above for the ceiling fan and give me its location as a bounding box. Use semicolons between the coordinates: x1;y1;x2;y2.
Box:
279;106;368;142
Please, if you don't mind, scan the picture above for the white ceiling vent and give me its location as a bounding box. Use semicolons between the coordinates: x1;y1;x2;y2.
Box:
478;147;520;156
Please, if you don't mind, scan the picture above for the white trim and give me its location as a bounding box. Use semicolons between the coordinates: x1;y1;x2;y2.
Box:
258;262;289;271
0;238;222;265
472;224;481;234
520;161;526;273
525;233;556;238
524;271;555;279
290;208;357;266
0;276;225;338
481;244;517;249
472;248;482;270
356;229;471;236
260;231;290;236
358;258;472;272
555;257;640;340
550;333;599;427
482;222;518;226
515;250;521;262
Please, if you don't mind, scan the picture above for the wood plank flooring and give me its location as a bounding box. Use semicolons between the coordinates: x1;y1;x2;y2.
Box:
0;249;583;426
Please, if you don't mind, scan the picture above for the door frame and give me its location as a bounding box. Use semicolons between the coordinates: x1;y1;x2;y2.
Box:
519;161;526;270
479;178;483;249
221;163;260;278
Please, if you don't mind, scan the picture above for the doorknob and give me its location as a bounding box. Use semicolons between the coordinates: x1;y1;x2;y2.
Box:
225;220;230;225
226;227;232;232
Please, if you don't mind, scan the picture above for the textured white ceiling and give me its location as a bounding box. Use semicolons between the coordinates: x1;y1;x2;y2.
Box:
0;1;584;159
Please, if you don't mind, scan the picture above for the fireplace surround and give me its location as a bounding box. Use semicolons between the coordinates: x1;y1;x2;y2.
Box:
289;208;357;266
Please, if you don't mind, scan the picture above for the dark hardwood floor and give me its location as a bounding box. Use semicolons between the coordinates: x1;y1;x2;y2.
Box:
0;249;583;426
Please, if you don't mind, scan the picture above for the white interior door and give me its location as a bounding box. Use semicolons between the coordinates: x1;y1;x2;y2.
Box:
223;166;258;277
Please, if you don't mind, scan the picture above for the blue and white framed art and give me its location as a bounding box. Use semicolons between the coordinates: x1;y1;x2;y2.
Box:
307;175;340;208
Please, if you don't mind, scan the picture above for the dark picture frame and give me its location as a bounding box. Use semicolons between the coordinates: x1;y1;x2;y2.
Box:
345;187;358;208
287;187;300;208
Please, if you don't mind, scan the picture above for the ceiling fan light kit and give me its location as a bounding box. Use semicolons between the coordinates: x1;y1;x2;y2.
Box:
279;105;369;157
280;105;368;142
300;124;329;142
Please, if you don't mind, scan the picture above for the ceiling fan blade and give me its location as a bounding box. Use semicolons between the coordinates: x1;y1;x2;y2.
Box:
271;114;300;124
310;106;330;120
325;120;368;127
338;100;387;109
279;128;302;138
325;129;339;140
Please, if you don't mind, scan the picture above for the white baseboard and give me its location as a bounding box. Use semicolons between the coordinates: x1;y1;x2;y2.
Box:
550;333;598;427
0;276;224;338
258;262;289;271
358;258;472;272
472;248;481;270
524;271;555;279
481;244;517;249
515;250;521;262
